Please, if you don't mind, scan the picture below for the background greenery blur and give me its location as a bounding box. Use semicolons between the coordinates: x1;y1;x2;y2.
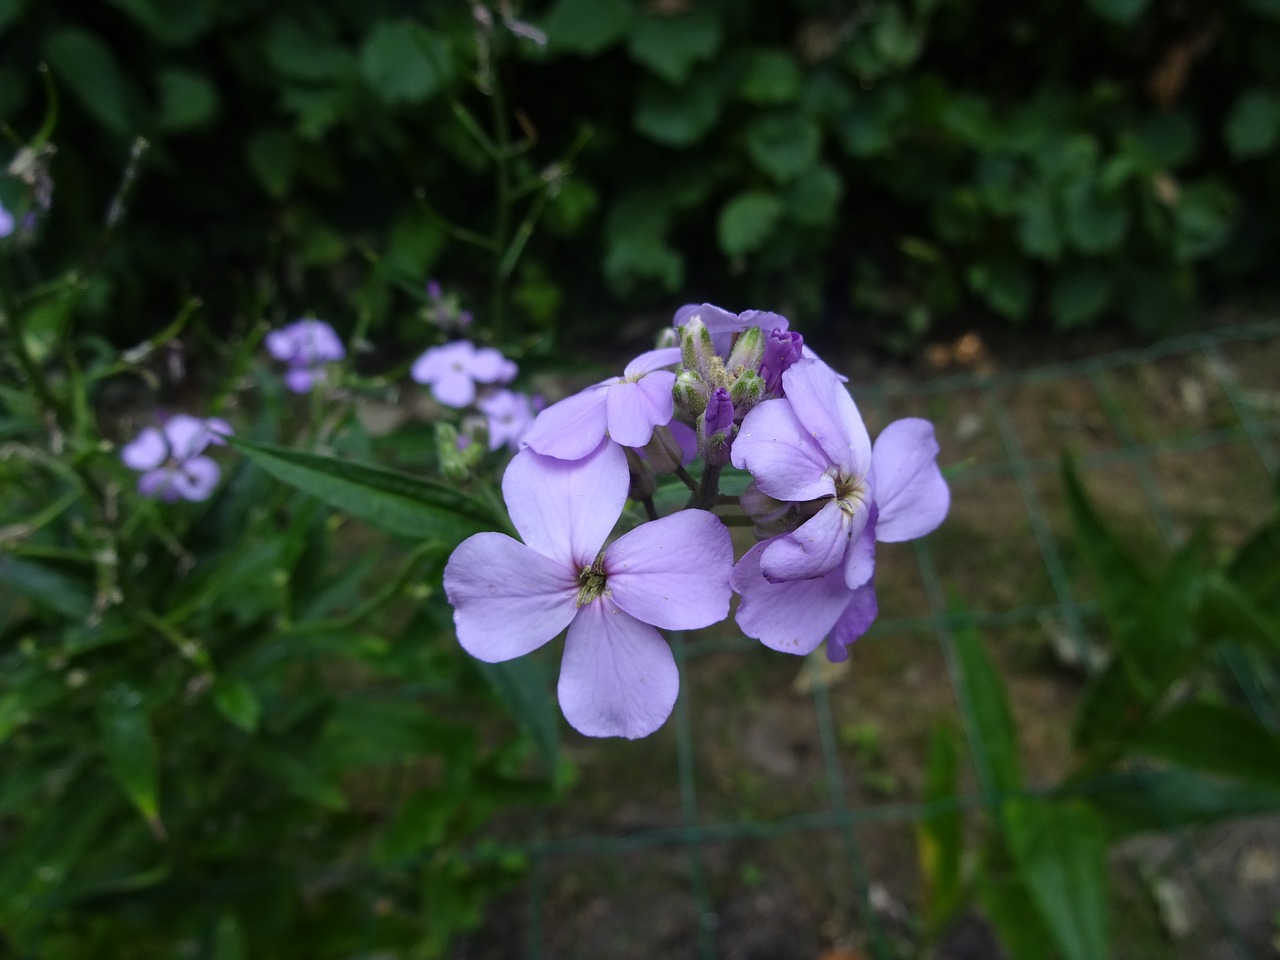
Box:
4;0;1279;351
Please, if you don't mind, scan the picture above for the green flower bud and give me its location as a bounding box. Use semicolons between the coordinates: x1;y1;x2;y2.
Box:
643;424;685;473
729;370;765;415
679;318;716;381
725;325;765;375
673;370;709;420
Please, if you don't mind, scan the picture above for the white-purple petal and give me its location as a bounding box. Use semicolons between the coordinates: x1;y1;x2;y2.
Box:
430;368;478;408
759;499;859;583
605;371;675;448
731;398;836;502
164;414;212;461
443;532;579;662
284;367;318;393
522;386;610;460
780;360;871;479
121;428;167;471
732;541;857;656
843;506;877;590
171;456;221;501
825;581;878;663
604;510;733;630
624;347;682;377
138;467;179;500
557;598;679;739
501;442;627;569
871;418;950;543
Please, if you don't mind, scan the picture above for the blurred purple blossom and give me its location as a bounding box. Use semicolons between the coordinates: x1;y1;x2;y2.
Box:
265;318;346;393
411;340;517;408
477;389;538;450
0;200;13;239
121;415;232;502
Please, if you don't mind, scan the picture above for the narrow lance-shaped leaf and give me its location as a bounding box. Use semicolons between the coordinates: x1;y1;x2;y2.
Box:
227;436;501;543
1129;701;1280;790
98;686;163;835
948;621;1022;799
917;721;965;936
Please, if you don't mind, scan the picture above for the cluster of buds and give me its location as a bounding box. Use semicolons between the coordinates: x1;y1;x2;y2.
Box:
672;305;806;469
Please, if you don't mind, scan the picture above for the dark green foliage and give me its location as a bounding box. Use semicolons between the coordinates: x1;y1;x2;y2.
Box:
3;1;1280;347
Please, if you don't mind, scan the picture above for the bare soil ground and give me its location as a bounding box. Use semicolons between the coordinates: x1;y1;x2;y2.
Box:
453;313;1280;960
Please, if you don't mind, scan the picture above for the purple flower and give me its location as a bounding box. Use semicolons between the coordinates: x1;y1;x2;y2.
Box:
477;389;537;451
265;319;346;393
411;340;517;408
673;303;791;356
120;415;233;502
703;387;734;436
730;361;949;660
759;330;805;396
522;347;682;460
443;441;734;738
0;200;13;239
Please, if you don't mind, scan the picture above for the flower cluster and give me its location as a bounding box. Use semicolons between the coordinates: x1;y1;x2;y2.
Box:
444;303;950;739
265;318;346;393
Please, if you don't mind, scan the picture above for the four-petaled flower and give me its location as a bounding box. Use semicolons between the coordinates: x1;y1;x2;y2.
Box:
443;441;734;738
265;318;346;393
522;347;682;460
476;389;538;451
121;415;233;502
411;340;517;408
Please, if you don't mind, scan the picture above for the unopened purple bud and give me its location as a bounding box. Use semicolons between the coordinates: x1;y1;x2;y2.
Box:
643;425;685;473
703;388;734;436
760;329;804;396
625;447;657;501
427;278;443;301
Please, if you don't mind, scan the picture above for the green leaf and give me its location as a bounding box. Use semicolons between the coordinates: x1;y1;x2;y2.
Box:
245;129;294;199
634;77;721;147
1004;798;1110;960
746;113;822;183
98;686;162;830
545;0;634;56
361;21;450;105
1130;702;1280;789
476;656;560;773
1086;0;1148;23
375;787;454;863
1227;515;1280;612
243;743;346;810
1133;112;1197;168
1063;181;1128;254
1223;89;1280;158
948;622;1022;798
626;9;720;84
740;49;804;105
717;190;782;259
1088;767;1280;837
604;192;683;293
871;5;923;69
1050;263;1114;329
976;868;1055;960
107;0;211;44
264;20;351;83
212;678;261;734
0;555;91;620
227;436;500;543
917;722;964;935
156;68;218;132
1017;187;1062;260
1174;179;1236;261
782;163;844;228
1196;574;1280;650
967;260;1033;321
43;28;132;135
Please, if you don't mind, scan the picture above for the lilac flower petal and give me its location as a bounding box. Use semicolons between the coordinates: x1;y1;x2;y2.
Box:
737;309;790;334
605;510;733;630
732;541;856;655
558;598;679;739
469;346;515;383
523;386;610;460
731;398;836;502
669;420;697;464
780;360;871;478
605;371;675;447
431;369;477;408
284;367;317;393
760;498;863;583
672;303;744;354
872;418;950;543
171;456;221;501
165;414;212;460
624;347;682;377
410;342;468;383
825;581;878;663
121;428;167;471
138;467;178;500
205;418;234;444
444;532;579;661
502;442;627;569
264;328;295;362
843;506;877;590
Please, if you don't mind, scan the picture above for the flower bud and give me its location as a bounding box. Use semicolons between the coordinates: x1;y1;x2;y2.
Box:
679;317;716;382
436;423;472;483
703;387;735;436
673;370;709;420
725;325;765;375
728;370;765;415
625;446;657;501
760;329;804;396
654;327;679;350
643;424;685;473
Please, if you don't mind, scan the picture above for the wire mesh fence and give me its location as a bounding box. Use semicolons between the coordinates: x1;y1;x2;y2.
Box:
488;317;1280;960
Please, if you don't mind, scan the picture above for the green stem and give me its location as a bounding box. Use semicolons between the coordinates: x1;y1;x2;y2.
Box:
688;463;722;511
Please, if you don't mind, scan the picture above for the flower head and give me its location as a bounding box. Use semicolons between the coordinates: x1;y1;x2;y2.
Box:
522;347;681;460
476;389;538;450
266;319;346;393
443;442;733;738
0;200;13;239
121;415;232;502
411;340;516;408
